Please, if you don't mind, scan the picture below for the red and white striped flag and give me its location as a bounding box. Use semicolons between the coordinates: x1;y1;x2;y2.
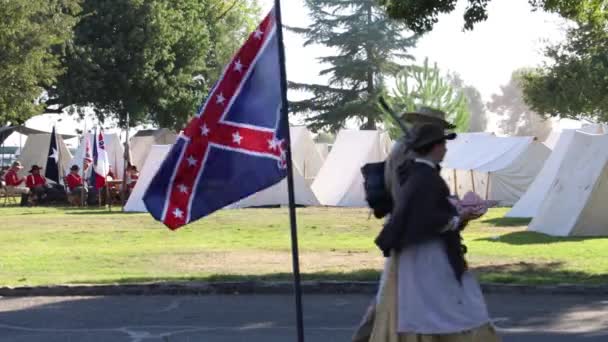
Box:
92;130;110;189
84;133;93;165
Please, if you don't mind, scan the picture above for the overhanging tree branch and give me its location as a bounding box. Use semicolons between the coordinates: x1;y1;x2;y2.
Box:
214;0;239;23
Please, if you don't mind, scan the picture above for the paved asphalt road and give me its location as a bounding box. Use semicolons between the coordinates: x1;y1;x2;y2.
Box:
0;293;607;341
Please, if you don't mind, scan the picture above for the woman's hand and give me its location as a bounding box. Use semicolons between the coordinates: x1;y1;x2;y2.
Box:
460;207;484;222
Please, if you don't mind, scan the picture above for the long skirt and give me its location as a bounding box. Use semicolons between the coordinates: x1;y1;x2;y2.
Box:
367;252;501;342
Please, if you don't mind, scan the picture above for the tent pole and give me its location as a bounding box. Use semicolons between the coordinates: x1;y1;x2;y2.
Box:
56;127;63;185
121;114;130;211
81;128;87;207
470;169;476;194
106;175;111;212
485;172;491;200
453;169;458;198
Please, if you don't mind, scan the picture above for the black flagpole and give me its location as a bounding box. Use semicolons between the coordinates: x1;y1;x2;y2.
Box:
274;1;305;341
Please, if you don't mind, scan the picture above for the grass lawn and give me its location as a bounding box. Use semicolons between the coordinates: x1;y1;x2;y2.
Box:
1;205;608;286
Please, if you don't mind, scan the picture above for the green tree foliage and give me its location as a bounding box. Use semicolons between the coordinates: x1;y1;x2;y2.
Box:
383;58;470;139
203;1;261;82
0;0;79;126
521;20;608;122
377;0;604;33
447;73;487;132
488;69;552;140
49;0;259;130
289;0;418;132
313;132;335;144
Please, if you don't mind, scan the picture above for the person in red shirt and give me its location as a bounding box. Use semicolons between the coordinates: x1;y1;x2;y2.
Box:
4;161;30;196
66;165;87;206
26;165;47;204
66;165;84;190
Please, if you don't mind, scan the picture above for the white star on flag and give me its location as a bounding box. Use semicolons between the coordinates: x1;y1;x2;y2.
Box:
232;131;243;145
254;29;263;39
216;93;226;105
200;124;210;136
234;60;244;73
48;148;59;163
187;156;197;166
268;138;280;151
177;184;188;193
173;208;184;219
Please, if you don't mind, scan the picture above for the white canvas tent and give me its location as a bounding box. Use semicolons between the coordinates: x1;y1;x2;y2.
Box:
129;129;177;170
441;133;550;205
66;132;126;178
508;129;584;218
124;144;171;212
544;124;606;150
528;132;608;236
543;130;561;150
290;126;325;184
316;143;330;159
229;127;323;208
580;123;607;134
17;133;73;182
312;129;391;207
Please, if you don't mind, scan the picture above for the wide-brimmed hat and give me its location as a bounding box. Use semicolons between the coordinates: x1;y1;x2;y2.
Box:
70;165;80;171
11;161;23;169
29;165;43;173
400;106;456;129
409;123;457;150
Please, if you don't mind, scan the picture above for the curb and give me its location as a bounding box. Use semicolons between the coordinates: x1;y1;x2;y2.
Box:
1;281;607;297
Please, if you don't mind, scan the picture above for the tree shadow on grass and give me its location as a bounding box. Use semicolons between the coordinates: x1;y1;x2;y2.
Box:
480;216;532;227
66;264;608;286
476;231;608;245
472;261;608;285
64;209;139;215
67;269;382;285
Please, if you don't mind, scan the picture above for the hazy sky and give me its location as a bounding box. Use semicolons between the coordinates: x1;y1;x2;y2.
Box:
260;0;567;100
4;0;574;146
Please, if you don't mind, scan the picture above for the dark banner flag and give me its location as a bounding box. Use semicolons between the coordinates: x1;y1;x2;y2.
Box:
45;126;60;183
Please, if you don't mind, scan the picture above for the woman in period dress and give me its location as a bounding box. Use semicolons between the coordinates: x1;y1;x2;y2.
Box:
369;123;501;342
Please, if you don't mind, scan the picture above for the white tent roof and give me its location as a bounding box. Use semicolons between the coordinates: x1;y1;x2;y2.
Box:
443;134;533;171
129;129;177;170
579;123;607;134
529;132;608;236
543;129;562;150
229;127;323;208
312;129;391;207
442;133;550;205
315;143;330;159
66;132;126;178
17;133;73;182
289;126;325;184
508;130;578;217
544;124;606;149
124;145;171;212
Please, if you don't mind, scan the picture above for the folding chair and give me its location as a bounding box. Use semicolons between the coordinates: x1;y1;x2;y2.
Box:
1;185;18;206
